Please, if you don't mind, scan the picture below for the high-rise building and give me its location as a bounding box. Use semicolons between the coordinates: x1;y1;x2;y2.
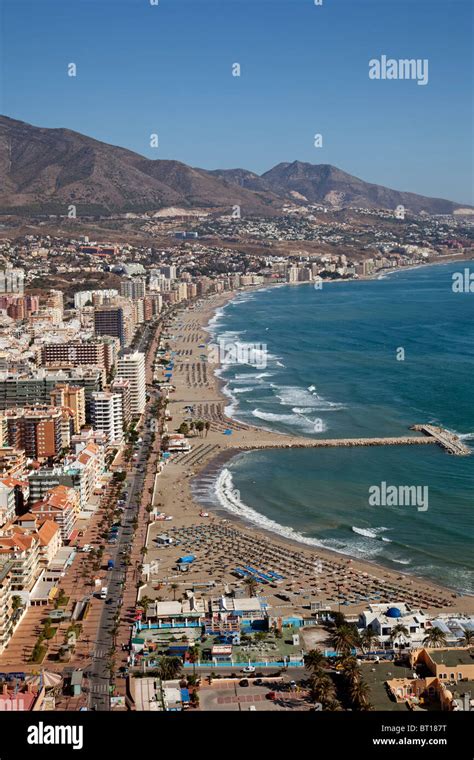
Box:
120;278;146;300
94;304;134;346
74;289;118;309
0;559;14;654
1;407;64;459
111;377;132;427
116;352;146;416
40;339;116;373
0;370;103;421
43;290;64;316
159;265;177;280
94;306;125;346
287;266;299;283
91;391;124;443
50;385;86;433
0;481;16;527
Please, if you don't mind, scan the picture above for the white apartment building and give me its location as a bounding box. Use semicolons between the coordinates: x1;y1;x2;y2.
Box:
91;391;124;444
0;481;16;526
116;352;146;416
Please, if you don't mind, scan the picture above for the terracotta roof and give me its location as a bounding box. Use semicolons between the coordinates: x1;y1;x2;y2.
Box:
15;512;37;523
0;476;28;489
37;519;60;545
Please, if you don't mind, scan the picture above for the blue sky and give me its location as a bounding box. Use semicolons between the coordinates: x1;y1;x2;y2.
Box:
1;0;472;203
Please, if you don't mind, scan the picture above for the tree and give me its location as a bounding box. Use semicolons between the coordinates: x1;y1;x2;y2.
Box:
195;420;205;437
331;625;357;657
390;623;410;649
158;656;182;681
178;422;189;436
462;630;474;647
204;421;210;437
11;595;23;611
138;596;152;615
188;644;201;676
171;583;179;601
350;679;372;710
304;648;326;674
243;576;258;597
423;627;448;649
310;672;336;707
341;656;361;686
360;628;380;654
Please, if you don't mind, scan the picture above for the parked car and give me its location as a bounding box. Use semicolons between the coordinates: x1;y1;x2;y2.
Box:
242;666;256;674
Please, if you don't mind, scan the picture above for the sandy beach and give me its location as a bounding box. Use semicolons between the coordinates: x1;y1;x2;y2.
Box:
142;289;474;618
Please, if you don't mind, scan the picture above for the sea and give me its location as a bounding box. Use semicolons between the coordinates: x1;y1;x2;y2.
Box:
192;262;474;594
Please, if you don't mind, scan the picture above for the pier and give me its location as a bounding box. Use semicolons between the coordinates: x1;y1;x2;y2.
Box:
231;425;471;456
411;424;471;456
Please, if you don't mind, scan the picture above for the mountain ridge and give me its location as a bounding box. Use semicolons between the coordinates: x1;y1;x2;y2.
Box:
0;115;469;216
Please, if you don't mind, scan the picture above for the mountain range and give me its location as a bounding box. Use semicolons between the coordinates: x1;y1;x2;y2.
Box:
0;115;469;216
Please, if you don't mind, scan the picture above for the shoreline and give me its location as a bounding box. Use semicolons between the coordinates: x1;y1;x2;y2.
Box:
147;265;473;615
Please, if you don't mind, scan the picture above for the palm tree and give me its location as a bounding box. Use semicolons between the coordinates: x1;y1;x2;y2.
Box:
304;648;326;674
390;623;410;649
423;627;448;649
188;644;201;676
243;576;258;597
350;679;372;710
360;628;380;654
138;595;152;615
310;672;336;706
331;625;357;657
158;656;182;681
462;630;474;647
171;583;179;601
341;656;361;686
204;421;210;437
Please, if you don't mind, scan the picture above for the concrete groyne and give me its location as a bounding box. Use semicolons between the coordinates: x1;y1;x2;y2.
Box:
231;426;471;456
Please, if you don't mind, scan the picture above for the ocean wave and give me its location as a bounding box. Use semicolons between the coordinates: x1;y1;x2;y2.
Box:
352;526;391;540
273;384;346;411
214;469;330;549
230;386;255;394
234;372;273;381
252;408;328;433
209;470;395;563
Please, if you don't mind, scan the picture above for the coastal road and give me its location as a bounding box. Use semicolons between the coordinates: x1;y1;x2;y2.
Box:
87;443;150;710
87;317;164;710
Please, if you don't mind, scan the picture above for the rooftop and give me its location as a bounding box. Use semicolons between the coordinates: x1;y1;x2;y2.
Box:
429;649;474;667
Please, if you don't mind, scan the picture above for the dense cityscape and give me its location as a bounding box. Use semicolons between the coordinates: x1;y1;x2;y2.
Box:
0;202;472;715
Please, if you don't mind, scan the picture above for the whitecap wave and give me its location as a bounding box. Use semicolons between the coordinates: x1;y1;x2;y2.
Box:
273;384;346;411
252;408;328;433
352;526;391;540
